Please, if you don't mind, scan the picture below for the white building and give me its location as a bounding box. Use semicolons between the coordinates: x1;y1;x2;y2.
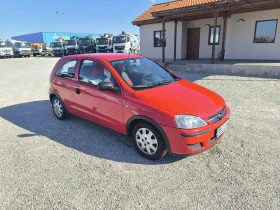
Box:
132;0;280;63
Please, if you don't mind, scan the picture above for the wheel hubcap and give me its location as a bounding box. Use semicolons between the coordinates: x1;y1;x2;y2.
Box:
53;99;63;117
136;128;158;155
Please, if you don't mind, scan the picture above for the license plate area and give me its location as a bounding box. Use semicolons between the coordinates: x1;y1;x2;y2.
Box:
216;119;230;138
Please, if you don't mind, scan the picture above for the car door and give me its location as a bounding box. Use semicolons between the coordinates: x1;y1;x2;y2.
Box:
72;59;124;132
51;59;78;113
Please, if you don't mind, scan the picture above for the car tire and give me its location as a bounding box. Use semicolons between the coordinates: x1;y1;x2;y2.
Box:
132;122;167;160
51;96;70;120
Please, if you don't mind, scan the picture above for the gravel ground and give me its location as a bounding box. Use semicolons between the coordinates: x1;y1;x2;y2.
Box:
0;57;279;209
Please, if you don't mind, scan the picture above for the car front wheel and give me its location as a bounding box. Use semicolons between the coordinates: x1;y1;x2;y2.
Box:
132;122;167;160
51;96;69;120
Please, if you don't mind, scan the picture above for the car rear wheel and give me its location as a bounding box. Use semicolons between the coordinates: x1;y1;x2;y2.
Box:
132;122;167;160
51;96;69;120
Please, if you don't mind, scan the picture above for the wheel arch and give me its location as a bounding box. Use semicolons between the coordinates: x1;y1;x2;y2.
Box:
126;115;171;153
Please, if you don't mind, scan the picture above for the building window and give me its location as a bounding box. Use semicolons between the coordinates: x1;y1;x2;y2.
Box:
208;26;221;45
254;20;278;43
154;31;166;47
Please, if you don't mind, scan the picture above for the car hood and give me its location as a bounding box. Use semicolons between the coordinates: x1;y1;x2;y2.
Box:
133;79;225;118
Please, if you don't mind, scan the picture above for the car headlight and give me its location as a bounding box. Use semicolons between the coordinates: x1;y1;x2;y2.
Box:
174;115;207;129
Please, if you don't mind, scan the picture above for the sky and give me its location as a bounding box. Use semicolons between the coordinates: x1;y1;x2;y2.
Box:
0;0;168;39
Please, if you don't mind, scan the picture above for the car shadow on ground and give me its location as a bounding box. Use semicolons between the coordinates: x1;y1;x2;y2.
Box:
0;100;185;165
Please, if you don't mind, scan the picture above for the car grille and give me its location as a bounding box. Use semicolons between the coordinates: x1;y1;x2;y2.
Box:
21;50;30;53
115;46;125;50
4;49;12;54
98;46;107;50
67;48;76;53
208;107;226;124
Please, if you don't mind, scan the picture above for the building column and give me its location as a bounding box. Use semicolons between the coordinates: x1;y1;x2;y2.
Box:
162;19;166;63
174;20;178;61
211;11;218;64
221;14;228;61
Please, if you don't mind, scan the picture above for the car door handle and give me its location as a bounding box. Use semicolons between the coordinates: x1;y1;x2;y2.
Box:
75;88;81;94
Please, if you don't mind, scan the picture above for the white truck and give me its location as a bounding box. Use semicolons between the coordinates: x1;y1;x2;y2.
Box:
113;32;140;54
0;40;14;58
96;33;114;53
50;41;64;57
64;39;79;55
11;40;31;58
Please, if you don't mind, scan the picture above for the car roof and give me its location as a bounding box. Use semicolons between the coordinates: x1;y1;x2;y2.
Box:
65;53;144;61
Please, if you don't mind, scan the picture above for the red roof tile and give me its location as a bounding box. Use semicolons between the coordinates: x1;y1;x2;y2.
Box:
132;0;220;24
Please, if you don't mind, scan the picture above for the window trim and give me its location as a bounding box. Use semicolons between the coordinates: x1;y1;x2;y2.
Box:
55;59;78;80
253;19;278;44
153;30;166;47
78;59;122;92
208;25;221;45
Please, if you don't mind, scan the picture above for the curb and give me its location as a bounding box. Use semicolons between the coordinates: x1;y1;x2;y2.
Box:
165;63;280;79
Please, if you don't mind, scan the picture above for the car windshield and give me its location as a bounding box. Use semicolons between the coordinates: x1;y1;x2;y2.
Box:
79;39;90;45
0;42;11;48
19;43;30;48
51;42;62;47
65;40;76;46
113;36;126;43
111;58;179;90
96;38;108;45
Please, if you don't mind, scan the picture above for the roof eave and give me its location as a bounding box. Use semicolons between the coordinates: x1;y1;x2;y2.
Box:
132;18;161;26
151;0;272;17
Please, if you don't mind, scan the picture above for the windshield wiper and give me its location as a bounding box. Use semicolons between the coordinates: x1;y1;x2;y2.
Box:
157;80;172;85
133;80;173;90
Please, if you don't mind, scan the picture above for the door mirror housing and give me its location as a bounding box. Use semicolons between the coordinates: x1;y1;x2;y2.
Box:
97;82;121;93
97;82;113;90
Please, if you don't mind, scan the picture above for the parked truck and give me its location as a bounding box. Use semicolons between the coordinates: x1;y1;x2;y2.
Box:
113;32;140;54
0;40;14;58
31;43;51;57
50;41;64;57
78;37;96;54
11;40;31;58
96;33;114;53
64;39;79;55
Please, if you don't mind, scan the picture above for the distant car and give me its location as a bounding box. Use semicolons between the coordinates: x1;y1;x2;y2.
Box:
49;53;230;160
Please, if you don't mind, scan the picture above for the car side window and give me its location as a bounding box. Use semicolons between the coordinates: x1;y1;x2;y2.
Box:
56;60;77;80
79;59;118;87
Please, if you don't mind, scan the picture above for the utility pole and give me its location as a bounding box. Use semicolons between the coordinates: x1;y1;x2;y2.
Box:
55;11;65;56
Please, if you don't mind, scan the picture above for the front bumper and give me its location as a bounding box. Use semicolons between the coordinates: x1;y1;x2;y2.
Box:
20;52;31;56
161;106;230;155
113;49;129;53
97;49;110;53
0;51;13;56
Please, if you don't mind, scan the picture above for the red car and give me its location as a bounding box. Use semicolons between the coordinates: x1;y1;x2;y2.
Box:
49;53;230;160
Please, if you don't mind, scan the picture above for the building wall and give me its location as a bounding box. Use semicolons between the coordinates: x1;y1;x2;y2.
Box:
138;8;280;60
139;21;182;60
11;32;44;43
42;32;102;45
225;9;280;60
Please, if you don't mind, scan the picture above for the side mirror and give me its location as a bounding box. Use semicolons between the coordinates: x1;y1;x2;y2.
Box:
97;82;113;90
97;82;121;93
